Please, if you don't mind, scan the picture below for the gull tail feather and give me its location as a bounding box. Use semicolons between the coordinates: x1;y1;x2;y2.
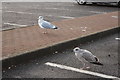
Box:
90;62;103;66
53;27;58;29
53;26;60;29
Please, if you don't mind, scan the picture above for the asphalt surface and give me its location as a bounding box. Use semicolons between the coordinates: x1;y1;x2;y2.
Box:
2;32;119;78
2;2;119;30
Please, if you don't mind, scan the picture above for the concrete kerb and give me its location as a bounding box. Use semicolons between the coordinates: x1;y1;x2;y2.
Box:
2;27;120;70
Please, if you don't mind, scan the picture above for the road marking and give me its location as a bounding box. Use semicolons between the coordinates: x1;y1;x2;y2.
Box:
45;8;69;11
45;62;120;79
58;16;74;19
4;11;34;15
90;11;107;14
45;8;59;10
4;23;28;27
115;38;120;40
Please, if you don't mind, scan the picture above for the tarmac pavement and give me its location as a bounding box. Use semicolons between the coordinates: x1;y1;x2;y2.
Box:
2;2;119;30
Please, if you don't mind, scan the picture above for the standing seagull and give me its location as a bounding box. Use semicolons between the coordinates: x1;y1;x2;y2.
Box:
73;47;103;70
38;16;58;34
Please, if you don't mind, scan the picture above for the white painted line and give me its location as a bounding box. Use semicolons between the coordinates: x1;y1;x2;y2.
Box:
4;23;28;27
45;8;69;11
45;8;59;10
115;38;120;40
90;11;107;14
4;11;34;15
45;62;120;79
58;16;74;19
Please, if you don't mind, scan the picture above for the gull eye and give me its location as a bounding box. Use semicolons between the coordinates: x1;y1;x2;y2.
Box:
75;49;79;51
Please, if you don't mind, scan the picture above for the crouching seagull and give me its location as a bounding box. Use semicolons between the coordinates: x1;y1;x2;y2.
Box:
73;47;103;70
38;16;58;34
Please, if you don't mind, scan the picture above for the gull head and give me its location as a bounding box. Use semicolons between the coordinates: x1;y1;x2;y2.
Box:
38;16;43;20
73;47;80;53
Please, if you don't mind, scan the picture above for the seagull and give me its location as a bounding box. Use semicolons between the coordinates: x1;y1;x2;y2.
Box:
73;47;103;70
38;16;58;34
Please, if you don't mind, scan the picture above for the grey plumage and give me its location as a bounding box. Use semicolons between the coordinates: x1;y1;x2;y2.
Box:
38;16;58;29
73;47;103;69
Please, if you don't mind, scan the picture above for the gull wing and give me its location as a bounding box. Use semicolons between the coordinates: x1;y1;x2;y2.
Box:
41;21;55;29
82;50;97;62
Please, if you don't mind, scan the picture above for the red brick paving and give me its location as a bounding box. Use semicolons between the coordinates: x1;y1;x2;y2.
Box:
2;11;119;60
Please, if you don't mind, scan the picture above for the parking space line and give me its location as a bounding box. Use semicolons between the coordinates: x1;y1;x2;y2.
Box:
45;8;70;11
4;23;28;27
45;8;60;10
45;62;120;79
58;16;75;19
4;11;34;15
90;11;107;14
115;38;120;40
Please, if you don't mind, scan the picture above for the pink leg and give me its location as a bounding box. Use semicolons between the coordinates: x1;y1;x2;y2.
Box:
43;29;48;34
80;61;90;70
80;61;85;70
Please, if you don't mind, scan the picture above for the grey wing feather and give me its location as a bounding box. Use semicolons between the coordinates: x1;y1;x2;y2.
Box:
41;21;55;29
82;51;96;62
